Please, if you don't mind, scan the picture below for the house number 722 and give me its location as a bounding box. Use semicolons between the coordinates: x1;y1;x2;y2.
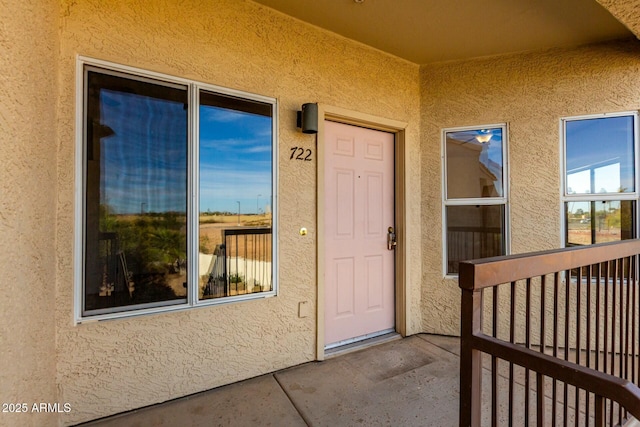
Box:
290;147;312;161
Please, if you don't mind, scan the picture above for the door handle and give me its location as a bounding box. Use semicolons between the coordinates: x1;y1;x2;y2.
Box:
387;226;397;250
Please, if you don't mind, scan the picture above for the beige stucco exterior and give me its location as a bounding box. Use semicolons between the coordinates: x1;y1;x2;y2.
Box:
53;0;421;425
0;0;60;426
597;0;640;37
2;0;640;426
420;39;640;336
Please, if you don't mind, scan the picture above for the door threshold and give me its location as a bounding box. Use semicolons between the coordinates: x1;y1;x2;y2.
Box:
324;331;401;359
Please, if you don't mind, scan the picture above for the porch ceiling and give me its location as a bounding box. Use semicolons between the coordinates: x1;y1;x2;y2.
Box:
251;0;633;64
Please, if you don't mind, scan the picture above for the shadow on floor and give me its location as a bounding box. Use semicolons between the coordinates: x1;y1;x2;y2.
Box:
79;334;461;427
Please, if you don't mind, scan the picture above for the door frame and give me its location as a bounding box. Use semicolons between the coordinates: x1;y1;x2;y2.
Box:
316;105;408;360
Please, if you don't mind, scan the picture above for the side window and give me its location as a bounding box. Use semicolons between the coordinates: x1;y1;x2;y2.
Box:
197;90;274;301
79;61;277;320
443;125;508;275
562;113;637;246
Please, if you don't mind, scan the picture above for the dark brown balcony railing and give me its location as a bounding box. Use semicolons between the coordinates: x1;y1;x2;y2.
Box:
460;240;640;426
202;227;272;298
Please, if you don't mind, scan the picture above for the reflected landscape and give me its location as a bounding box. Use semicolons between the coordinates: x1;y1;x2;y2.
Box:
564;116;636;246
198;91;273;300
84;70;188;314
84;70;275;315
566;200;634;245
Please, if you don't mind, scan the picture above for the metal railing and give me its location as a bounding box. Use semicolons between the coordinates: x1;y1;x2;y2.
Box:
203;227;272;298
460;240;640;426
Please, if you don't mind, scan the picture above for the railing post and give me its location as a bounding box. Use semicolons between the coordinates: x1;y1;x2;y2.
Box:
595;395;604;427
460;261;482;427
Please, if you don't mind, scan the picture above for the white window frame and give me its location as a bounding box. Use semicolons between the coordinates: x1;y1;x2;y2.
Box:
560;111;639;247
441;123;510;278
74;57;278;323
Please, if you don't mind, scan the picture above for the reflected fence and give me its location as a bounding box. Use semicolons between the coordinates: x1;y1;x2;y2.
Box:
201;227;272;299
448;226;503;274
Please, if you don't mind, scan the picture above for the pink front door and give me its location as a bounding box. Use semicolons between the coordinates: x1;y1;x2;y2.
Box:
324;120;395;347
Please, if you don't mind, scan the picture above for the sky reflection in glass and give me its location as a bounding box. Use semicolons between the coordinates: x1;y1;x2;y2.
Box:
199;103;272;214
100;89;188;214
565;116;634;195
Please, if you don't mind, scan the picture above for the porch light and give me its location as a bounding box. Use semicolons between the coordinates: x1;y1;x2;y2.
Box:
296;103;318;134
475;130;492;143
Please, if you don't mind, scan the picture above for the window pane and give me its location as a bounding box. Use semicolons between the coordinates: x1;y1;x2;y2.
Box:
446;205;505;274
566;200;635;245
198;91;273;300
446;128;503;199
84;70;188;314
565;116;634;195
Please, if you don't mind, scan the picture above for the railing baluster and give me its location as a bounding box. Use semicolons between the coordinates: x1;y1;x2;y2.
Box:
617;259;621;425
595;395;605;427
553;271;559;427
509;281;516;427
586;264;592;421
633;255;638;391
492;286;498;427
596;263;601;375
538;275;546;427
536;372;545;427
235;233;239;293
604;262;610;374
525;278;531;427
624;256;631;423
576;266;582;426
243;233;247;293
611;258;618;426
564;269;570;426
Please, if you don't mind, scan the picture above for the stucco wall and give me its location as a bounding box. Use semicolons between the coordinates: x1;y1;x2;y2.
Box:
7;1;637;424
54;0;421;424
420;39;640;336
597;0;640;39
0;1;60;427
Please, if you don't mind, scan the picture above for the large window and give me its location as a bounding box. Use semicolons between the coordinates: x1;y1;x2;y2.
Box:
443;125;508;275
77;59;277;320
562;113;637;246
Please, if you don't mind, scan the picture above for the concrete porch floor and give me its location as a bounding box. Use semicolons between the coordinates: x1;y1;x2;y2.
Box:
79;334;462;427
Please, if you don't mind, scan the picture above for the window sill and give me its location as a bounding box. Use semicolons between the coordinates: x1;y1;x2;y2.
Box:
76;291;276;325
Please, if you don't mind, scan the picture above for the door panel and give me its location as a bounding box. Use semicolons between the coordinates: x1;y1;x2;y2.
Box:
335;257;355;317
324;120;395;346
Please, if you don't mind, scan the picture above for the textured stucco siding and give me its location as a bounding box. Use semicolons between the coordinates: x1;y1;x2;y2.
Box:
0;1;60;426
4;0;640;425
420;39;640;336
54;0;421;424
597;0;640;39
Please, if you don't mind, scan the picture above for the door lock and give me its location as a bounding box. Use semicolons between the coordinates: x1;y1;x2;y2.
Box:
387;226;397;250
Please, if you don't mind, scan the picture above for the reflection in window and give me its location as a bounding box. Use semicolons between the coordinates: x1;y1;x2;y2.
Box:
80;62;277;320
446;205;505;274
565;116;634;195
84;70;188;315
446;128;503;199
563;113;637;247
566;201;635;246
443;125;508;275
198;91;273;300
